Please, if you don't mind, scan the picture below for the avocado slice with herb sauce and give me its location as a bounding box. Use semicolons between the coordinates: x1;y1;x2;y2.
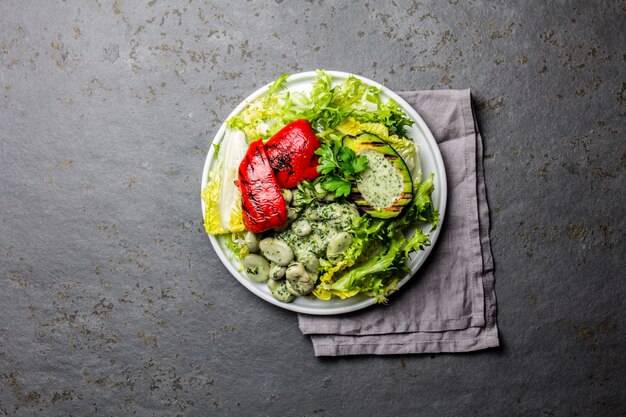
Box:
343;133;413;219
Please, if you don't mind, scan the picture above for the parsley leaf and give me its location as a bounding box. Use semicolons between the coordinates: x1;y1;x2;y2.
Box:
351;153;368;173
314;141;368;197
337;146;368;175
314;144;339;175
321;175;353;197
293;181;317;205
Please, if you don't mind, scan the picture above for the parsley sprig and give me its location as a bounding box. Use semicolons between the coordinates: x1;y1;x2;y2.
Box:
314;142;368;197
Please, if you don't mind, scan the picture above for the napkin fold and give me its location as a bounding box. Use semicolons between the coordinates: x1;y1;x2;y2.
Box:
298;89;499;356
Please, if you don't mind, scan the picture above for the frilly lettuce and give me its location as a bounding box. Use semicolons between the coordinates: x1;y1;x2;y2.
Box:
225;231;250;260
202;160;227;235
226;70;414;141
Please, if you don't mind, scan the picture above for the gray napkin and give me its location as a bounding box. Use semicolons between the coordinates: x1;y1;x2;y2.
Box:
298;89;499;356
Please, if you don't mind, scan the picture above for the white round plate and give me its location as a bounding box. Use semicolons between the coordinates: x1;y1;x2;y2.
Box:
201;71;447;315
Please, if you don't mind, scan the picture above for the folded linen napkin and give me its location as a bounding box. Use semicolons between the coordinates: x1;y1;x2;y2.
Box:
298;89;499;356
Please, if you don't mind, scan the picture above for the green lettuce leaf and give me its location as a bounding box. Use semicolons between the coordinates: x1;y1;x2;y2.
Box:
201;159;227;235
225;70;414;142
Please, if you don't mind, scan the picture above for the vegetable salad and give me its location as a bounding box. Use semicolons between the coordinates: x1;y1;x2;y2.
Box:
202;70;439;303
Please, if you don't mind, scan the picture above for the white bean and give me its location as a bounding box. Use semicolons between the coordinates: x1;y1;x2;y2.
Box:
286;263;307;281
269;263;286;281
326;232;354;264
291;219;312;237
244;231;260;252
287;207;299;221
267;279;295;302
281;188;293;205
285;262;314;296
298;251;319;274
259;237;294;266
242;254;270;282
314;183;327;201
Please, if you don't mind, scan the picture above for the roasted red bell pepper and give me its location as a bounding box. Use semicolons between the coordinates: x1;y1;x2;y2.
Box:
265;119;321;188
238;139;287;233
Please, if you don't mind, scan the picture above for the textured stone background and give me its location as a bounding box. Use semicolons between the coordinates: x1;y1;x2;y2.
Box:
1;1;624;416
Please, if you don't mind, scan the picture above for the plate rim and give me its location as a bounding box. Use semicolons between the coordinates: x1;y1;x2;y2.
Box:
201;70;447;315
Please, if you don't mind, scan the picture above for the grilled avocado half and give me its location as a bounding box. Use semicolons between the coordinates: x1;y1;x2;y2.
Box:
343;133;413;219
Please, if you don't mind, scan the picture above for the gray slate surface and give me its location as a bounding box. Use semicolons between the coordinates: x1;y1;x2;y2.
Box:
1;1;624;416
